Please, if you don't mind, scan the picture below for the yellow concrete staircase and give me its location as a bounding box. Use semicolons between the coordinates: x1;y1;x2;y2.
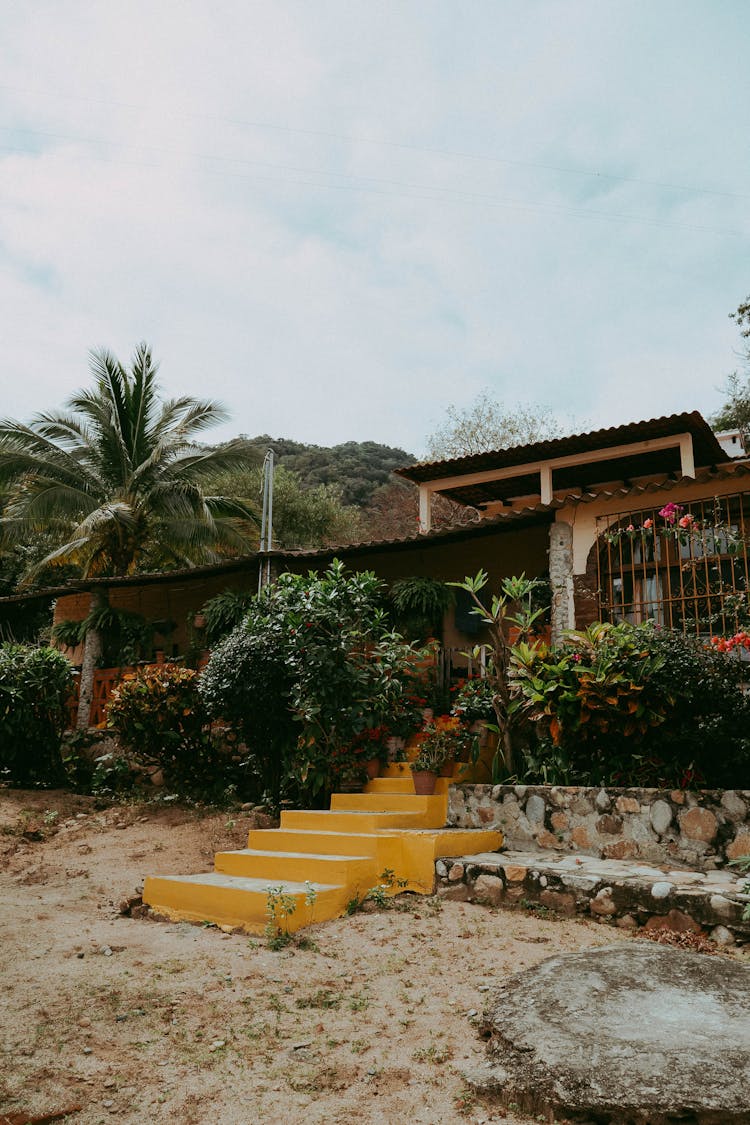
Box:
143;764;503;934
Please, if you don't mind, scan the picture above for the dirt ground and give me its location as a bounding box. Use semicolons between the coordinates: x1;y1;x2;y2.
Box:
0;789;683;1125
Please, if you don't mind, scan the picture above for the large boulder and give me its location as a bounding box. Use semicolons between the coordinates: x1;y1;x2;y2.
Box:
468;943;750;1123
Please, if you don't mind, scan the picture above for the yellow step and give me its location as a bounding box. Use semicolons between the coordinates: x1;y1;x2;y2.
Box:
279;808;428;833
330;791;447;828
214;848;377;887
247;827;383;856
379;762;412;779
143;872;345;934
366;776;453;795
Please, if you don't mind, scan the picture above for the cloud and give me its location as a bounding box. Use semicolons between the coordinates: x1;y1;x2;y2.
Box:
0;1;748;458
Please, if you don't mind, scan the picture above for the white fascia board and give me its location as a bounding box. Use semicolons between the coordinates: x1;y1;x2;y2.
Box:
419;433;696;497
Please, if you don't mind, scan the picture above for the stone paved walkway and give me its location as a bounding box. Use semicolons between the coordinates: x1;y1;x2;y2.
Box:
435;847;750;943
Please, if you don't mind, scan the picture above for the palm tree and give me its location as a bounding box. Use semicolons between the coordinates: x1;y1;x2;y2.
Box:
0;343;259;725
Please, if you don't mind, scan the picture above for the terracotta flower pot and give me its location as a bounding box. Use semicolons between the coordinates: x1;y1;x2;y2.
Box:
365;758;381;781
412;769;437;795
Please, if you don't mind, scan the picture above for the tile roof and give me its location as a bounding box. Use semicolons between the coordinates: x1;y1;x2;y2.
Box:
396;411;729;485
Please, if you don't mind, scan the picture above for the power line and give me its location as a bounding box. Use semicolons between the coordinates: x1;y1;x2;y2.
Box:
0;81;747;202
0;130;746;238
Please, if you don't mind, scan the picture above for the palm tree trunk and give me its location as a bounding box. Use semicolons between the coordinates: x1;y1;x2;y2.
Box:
75;589;107;730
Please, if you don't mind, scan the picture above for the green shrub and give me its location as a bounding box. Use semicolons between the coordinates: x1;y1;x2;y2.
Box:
641;626;750;788
510;622;669;785
451;677;495;723
201;560;424;806
0;644;74;787
199;589;255;647
510;622;750;788
199;627;297;806
274;563;422;801
106;664;228;797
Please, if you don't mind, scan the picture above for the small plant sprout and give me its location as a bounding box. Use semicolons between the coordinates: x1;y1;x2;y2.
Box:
264;885;298;950
304;880;318;922
346;869;408;914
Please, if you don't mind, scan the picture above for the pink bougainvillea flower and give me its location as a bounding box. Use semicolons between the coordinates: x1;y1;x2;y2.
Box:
643;518;653;530
658;502;683;523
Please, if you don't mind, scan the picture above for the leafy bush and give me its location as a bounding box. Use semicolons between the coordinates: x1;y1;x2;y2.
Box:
201;560;424;805
199;590;255;647
510;622;750;787
199;627;297;806
642;626;750;788
0;644;74;787
106;664;228;796
275;563;422;800
390;577;454;640
451;677;495;723
450;570;548;775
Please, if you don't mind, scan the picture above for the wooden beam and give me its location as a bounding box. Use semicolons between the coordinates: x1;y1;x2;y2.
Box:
419;433;695;498
679;433;695;478
418;484;431;533
540;464;553;505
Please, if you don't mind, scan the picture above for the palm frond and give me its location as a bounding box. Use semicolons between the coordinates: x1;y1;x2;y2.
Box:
163;439;258;482
128;341;158;466
32;411;97;453
3;344;245;578
169;399;230;437
0;421;103;492
4;479;95;524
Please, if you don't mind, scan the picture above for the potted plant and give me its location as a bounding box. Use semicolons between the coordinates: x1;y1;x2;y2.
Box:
347;725;390;780
451;677;495;725
330;748;368;792
410;717;475;792
390;577;455;642
410;739;447;794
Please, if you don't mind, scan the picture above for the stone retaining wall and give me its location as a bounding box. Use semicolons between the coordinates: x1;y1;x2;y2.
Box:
435;849;750;943
447;784;750;870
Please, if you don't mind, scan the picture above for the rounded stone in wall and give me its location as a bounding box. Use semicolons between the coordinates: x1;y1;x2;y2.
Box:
649;799;673;836
680;806;719;843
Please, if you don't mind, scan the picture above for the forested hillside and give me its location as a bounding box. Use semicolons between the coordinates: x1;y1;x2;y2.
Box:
244;435;416;507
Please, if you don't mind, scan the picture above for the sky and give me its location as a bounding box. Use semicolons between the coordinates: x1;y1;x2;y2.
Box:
1;1;748;458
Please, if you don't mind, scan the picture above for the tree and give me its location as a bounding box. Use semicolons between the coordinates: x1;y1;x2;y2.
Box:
0;343;258;725
711;294;750;437
211;462;361;549
361;478;472;540
427;391;563;460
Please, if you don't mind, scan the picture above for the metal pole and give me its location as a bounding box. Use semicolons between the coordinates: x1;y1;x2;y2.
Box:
258;450;275;594
265;449;274;587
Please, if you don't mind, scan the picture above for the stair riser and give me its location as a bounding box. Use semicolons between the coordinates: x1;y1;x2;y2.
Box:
365;777;453;795
215;851;377;887
330;792;446;813
280;810;426;832
247;828;382;856
326;797;449;830
246;829;412;880
143;876;346;934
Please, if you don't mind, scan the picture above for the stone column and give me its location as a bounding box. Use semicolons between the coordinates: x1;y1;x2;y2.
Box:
549;521;574;645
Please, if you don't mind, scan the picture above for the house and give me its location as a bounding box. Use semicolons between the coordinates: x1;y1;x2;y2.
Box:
3;410;749;668
396;410;750;643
